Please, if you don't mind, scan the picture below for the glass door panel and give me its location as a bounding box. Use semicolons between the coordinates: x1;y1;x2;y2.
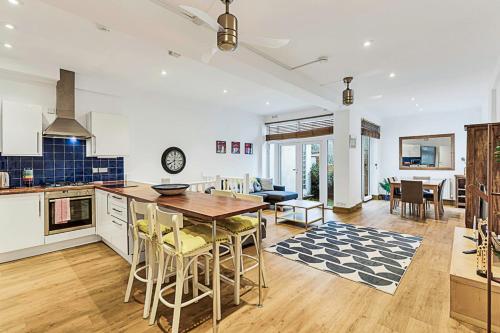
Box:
327;139;334;207
280;145;297;193
302;143;320;201
361;135;372;201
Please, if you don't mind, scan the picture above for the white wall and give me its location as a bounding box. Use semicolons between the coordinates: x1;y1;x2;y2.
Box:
0;73;263;184
379;108;482;199
120;93;262;184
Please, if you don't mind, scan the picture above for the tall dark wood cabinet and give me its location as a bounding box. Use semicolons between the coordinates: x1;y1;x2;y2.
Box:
465;122;500;233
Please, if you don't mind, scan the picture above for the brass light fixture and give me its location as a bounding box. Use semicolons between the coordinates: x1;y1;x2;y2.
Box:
217;0;238;51
343;77;354;106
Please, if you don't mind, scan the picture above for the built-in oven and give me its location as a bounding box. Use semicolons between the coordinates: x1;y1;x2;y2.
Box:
44;189;95;235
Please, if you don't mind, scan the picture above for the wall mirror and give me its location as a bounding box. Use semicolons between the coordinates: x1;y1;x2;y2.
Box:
399;133;455;170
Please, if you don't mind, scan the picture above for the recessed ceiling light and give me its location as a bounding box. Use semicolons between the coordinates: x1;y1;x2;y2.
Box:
161;70;167;76
370;94;383;100
8;0;20;5
223;89;228;94
4;24;15;30
419;108;424;111
363;40;373;48
389;72;396;78
411;97;415;101
265;101;270;106
416;104;419;107
3;43;12;49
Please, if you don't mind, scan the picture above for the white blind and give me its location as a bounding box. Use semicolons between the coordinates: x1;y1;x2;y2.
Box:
266;115;334;136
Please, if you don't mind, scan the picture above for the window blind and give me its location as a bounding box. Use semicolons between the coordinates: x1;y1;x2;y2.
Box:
265;114;334;141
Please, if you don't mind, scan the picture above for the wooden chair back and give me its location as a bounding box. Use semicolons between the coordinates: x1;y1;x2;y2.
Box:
153;207;183;252
211;189;235;198
234;192;264;203
401;180;424;204
130;199;156;237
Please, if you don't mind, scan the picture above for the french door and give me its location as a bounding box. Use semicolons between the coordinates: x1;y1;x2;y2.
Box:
277;138;332;206
361;135;372;202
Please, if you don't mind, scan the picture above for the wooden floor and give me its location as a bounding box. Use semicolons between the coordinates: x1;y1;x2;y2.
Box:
0;201;485;333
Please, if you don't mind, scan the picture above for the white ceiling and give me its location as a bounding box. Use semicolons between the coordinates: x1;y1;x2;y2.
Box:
1;0;499;117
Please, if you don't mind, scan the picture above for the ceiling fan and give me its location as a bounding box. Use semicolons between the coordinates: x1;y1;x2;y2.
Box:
179;0;290;63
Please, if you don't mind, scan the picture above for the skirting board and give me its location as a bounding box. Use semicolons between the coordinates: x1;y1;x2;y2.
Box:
101;238;132;264
0;235;100;263
333;202;362;213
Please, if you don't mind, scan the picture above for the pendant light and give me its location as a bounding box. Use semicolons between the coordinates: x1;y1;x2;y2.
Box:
217;0;238;51
343;77;354;106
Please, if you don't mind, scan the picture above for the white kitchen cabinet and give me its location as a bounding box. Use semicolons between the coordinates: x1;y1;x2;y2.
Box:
1;100;43;156
0;193;44;253
86;112;129;157
95;189;129;257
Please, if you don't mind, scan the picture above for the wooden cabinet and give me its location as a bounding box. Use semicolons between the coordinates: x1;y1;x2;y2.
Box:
95;189;129;257
1;100;43;156
86;112;129;157
465;123;500;232
0;193;44;253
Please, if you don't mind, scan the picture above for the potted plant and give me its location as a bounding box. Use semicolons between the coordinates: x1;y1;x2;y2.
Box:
379;179;391;201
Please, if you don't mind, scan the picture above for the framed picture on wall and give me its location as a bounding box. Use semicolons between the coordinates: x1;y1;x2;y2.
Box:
216;141;226;154
231;142;240;154
245;143;253;155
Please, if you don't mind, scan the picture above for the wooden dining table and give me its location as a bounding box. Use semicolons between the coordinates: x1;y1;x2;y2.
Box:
389;179;444;220
98;182;269;332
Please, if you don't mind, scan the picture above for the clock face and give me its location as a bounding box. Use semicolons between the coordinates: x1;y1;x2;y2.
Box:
161;147;186;174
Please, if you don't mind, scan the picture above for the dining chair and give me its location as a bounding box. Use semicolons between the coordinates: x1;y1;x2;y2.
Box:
389;177;401;211
148;206;228;331
401;180;425;220
210;191;267;306
210;189;235;197
125;199;162;319
424;179;446;216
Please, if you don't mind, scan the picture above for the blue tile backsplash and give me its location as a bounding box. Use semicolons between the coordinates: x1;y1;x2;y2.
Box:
0;138;124;188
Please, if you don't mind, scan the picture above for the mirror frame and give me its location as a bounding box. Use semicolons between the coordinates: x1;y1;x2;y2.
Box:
399;133;455;170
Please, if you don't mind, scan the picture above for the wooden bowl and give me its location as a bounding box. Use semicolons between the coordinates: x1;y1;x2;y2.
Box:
151;184;189;196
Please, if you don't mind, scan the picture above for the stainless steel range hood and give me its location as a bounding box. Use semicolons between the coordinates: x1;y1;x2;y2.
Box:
43;69;92;139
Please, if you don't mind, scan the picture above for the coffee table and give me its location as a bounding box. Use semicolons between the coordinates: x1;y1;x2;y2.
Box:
275;199;325;229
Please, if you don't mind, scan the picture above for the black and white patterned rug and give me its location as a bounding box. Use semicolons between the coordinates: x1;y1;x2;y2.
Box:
265;221;423;294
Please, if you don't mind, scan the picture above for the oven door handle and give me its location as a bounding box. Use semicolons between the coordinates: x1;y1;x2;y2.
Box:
48;196;93;203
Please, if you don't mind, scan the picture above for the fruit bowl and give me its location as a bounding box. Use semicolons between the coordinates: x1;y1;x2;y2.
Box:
151;184;190;196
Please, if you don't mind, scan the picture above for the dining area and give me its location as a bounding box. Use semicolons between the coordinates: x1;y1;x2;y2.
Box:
388;177;447;220
104;182;268;333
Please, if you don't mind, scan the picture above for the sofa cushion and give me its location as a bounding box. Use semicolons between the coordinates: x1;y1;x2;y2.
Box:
260;190;298;201
259;178;274;191
251;192;268;199
253;180;262;192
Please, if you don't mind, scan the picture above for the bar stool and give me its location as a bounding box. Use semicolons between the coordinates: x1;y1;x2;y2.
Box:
124;199;167;318
148;206;229;331
211;191;268;305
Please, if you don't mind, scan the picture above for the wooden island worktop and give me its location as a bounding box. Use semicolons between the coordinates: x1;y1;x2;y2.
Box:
96;182;269;220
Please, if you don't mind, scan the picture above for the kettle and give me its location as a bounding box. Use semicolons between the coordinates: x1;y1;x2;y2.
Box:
0;172;10;189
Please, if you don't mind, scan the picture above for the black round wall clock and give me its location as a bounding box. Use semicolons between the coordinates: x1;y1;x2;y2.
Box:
161;147;186;174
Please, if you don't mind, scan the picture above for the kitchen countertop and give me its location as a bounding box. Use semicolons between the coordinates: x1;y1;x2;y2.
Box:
96;181;268;220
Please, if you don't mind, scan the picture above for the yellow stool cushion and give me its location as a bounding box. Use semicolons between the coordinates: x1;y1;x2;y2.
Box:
137;219;169;234
162;225;229;254
217;215;258;234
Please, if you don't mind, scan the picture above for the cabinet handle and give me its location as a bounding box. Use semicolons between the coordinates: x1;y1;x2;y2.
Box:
112;195;123;200
112;208;122;213
38;196;41;217
106;193;110;214
94;137;97;154
111;220;122;227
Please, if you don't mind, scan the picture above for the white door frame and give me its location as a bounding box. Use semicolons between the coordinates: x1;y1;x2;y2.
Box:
361;135;373;202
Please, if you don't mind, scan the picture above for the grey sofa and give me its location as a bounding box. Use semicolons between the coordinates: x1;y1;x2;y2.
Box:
250;179;299;205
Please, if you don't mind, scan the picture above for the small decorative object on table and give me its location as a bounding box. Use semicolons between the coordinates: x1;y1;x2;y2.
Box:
476;218;489;278
231;141;240;154
379;179;390;201
151;184;190;196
